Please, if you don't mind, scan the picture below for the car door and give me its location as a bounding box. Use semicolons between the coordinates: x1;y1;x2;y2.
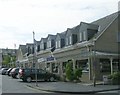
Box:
31;69;36;80
38;69;46;80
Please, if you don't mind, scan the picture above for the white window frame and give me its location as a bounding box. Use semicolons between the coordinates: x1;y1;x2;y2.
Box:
83;31;86;40
56;41;58;48
58;40;60;48
69;36;72;45
49;40;51;48
66;38;68;45
80;32;82;41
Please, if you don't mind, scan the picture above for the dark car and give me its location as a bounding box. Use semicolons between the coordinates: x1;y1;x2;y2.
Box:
6;68;13;76
10;68;19;78
18;68;60;82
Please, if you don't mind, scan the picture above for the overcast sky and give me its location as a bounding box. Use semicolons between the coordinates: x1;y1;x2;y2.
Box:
0;0;119;49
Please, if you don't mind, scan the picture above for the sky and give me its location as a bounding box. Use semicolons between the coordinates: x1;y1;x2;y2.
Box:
0;0;119;49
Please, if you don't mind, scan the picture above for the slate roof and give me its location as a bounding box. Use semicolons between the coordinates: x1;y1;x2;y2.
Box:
19;45;27;55
65;28;73;35
26;43;33;46
47;34;56;40
56;32;66;38
40;38;47;43
92;12;118;33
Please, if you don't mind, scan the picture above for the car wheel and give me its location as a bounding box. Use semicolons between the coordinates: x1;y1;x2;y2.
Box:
26;77;32;83
49;77;55;82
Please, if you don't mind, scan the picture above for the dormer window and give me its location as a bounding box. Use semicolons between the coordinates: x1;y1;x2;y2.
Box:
40;42;44;50
27;46;31;54
47;41;51;48
72;34;77;44
37;45;40;52
32;47;34;54
44;43;47;50
56;40;61;48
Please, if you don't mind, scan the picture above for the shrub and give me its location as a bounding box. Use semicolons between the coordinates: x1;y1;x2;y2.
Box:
74;68;82;80
65;61;74;81
65;60;83;82
108;72;120;85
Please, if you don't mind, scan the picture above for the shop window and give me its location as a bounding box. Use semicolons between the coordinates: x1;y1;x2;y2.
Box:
100;59;111;72
76;60;88;72
113;59;119;72
52;63;58;73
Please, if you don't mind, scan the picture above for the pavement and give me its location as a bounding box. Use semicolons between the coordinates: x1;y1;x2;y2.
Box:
27;82;120;94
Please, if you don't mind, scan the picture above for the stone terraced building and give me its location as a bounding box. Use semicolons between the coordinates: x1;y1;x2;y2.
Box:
17;11;120;81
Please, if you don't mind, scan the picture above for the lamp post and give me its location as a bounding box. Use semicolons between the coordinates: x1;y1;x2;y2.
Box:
33;31;38;86
93;39;96;87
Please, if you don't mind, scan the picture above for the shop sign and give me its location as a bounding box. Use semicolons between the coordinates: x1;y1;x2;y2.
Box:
38;58;46;63
46;56;55;62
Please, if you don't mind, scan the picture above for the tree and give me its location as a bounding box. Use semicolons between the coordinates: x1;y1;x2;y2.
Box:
2;55;11;66
2;54;16;67
11;55;16;62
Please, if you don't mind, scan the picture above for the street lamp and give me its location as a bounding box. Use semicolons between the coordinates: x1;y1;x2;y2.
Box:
93;39;96;87
33;31;38;86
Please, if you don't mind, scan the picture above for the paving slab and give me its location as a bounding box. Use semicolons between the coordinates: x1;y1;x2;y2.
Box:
27;82;120;94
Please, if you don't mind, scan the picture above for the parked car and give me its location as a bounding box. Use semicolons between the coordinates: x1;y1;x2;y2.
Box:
18;68;60;82
0;68;8;75
10;68;19;78
6;68;13;76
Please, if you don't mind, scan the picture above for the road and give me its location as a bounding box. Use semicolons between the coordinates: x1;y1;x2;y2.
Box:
1;75;120;95
1;75;51;93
